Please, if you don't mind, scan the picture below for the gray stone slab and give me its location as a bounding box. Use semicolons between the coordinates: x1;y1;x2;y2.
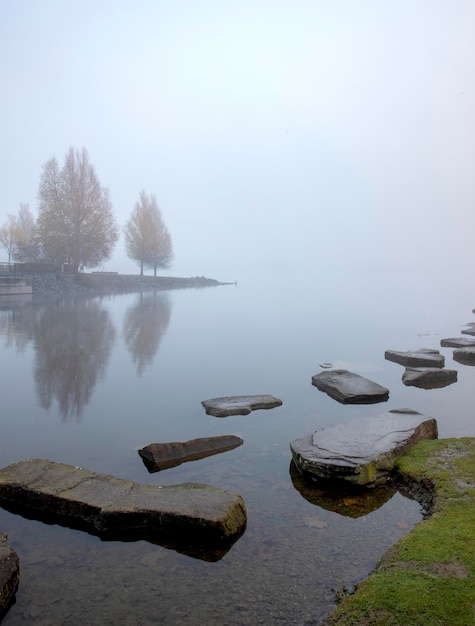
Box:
453;347;475;365
440;337;475;348
311;370;389;404
461;327;475;336
0;460;247;544
290;409;438;486
201;395;282;417
0;531;19;614
385;348;444;368
402;367;457;389
139;435;243;472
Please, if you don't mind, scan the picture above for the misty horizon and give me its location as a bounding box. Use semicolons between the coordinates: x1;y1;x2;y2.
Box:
1;1;474;281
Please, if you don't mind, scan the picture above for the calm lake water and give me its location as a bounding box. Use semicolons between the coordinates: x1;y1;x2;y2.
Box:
0;270;474;625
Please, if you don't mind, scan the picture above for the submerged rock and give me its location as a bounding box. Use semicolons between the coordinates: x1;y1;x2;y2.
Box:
0;531;19;614
453;347;475;365
0;460;247;545
385;348;444;368
201;395;282;417
402;367;457;389
290;409;438;486
440;337;475;348
139;435;243;472
311;370;389;404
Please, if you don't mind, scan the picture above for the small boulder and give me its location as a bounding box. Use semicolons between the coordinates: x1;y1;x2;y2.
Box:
440;337;475;348
453;347;475;365
0;532;19;614
402;367;457;389
201;395;282;417
290;409;438;486
139;435;243;472
311;370;389;404
385;348;444;368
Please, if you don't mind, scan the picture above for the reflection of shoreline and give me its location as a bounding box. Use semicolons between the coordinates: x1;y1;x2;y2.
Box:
123;292;172;375
289;461;397;518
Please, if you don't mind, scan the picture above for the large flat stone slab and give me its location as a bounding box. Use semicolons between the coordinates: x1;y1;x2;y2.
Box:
385;348;444;368
0;460;247;545
311;370;389;404
461;326;475;336
139;435;243;472
440;337;475;348
402;367;457;389
0;532;19;614
290;409;438;486
453;347;475;365
201;395;282;417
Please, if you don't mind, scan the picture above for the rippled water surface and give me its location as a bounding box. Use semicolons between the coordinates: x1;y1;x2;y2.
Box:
0;271;473;625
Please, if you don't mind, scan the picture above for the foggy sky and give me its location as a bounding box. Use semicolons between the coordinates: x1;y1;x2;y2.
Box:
1;1;474;281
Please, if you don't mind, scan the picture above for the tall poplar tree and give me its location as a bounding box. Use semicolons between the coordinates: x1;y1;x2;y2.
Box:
123;191;173;276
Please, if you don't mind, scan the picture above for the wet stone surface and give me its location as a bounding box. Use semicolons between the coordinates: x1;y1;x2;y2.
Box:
0;459;247;543
139;435;244;471
440;337;475;348
385;348;444;368
201;395;282;417
290;409;438;486
311;370;389;404
402;367;457;389
0;531;19;613
453;347;475;365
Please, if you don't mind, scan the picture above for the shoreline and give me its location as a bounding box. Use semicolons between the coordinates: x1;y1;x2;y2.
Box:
30;271;234;300
322;437;475;625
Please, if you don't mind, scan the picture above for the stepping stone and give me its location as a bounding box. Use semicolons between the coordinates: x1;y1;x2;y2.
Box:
201;395;282;417
139;435;243;472
311;370;389;404
440;337;475;348
0;460;247;543
461;327;475;336
385;348;444;368
290;409;438;486
402;367;457;389
453;347;475;365
0;531;19;613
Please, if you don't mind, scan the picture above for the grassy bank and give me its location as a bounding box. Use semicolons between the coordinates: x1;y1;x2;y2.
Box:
322;438;475;626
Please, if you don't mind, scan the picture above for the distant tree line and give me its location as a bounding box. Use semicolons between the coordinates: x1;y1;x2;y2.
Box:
0;146;173;274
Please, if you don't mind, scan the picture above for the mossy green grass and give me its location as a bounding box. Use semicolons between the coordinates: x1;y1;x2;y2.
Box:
323;438;475;625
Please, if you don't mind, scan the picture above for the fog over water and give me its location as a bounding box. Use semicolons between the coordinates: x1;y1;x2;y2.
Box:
1;1;474;280
1;5;475;623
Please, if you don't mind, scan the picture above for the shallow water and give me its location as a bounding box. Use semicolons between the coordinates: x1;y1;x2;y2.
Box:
0;270;473;625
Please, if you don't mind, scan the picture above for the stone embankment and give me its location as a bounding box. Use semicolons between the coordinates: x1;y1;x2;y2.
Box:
30;272;231;299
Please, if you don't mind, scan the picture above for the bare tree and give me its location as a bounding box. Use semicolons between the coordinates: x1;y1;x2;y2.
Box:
0;215;20;263
37;147;119;272
13;203;42;262
123;191;173;276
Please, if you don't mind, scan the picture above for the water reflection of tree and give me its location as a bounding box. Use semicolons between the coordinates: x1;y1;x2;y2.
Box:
123;292;172;376
34;299;116;421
